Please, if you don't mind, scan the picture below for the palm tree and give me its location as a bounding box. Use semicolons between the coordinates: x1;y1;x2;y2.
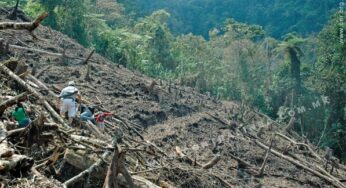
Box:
276;33;305;106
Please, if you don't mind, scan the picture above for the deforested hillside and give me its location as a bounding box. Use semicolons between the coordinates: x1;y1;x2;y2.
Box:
0;9;346;188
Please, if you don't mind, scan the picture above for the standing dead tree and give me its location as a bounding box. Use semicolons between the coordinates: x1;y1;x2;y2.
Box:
7;0;20;20
83;49;95;81
84;64;92;81
82;49;95;65
0;12;48;31
103;146;134;188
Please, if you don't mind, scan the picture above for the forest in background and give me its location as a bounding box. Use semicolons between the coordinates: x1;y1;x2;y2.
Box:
118;0;340;39
0;0;345;161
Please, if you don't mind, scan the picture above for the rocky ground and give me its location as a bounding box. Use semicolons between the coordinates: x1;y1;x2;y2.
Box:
1;8;346;188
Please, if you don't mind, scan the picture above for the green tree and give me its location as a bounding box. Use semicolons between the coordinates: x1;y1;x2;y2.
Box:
37;0;88;45
314;13;346;159
134;10;176;73
275;33;305;106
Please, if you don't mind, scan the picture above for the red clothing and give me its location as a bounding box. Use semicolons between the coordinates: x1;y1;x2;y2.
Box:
95;112;112;123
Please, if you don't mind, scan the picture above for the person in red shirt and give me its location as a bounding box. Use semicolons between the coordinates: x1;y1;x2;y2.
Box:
94;111;112;132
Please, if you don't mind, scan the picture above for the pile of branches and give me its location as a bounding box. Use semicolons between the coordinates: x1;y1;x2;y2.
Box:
0;58;227;188
0;58;168;187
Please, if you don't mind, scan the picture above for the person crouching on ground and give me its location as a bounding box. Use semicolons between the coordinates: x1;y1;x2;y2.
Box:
94;111;112;132
80;103;95;123
59;81;80;126
12;102;31;128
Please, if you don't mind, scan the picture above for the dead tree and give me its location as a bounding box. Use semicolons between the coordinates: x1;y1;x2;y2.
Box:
84;64;92;81
7;0;20;20
103;146;134;188
82;49;95;65
324;147;339;175
0;12;48;31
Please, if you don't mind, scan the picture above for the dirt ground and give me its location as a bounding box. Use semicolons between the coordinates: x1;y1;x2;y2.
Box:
1;8;346;188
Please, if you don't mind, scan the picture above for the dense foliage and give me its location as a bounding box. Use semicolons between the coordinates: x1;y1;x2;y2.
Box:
118;0;339;39
2;0;345;160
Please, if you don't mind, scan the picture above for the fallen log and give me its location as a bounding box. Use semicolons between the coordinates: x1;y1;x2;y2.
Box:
0;154;34;173
63;150;112;188
175;146;201;166
0;121;14;158
35;65;51;78
6;123;58;138
254;139;346;188
0;92;28;116
63;148;104;173
9;44;63;57
0;12;48;31
202;154;221;169
70;135;108;147
276;132;323;161
0;121;33;174
0;61;70;128
28;75;59;98
132;175;160;188
27;74;60;112
228;153;256;170
83;121;106;139
175;146;222;170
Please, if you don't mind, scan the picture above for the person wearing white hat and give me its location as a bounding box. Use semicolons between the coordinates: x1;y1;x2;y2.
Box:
59;81;80;126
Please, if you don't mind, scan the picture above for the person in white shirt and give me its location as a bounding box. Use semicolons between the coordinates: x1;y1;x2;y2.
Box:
59;81;80;126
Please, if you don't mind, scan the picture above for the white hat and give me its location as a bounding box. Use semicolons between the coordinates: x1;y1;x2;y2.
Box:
68;81;75;86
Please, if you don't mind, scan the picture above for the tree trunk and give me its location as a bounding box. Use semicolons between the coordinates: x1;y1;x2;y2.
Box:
7;0;20;20
82;49;95;65
289;48;301;105
0;12;48;31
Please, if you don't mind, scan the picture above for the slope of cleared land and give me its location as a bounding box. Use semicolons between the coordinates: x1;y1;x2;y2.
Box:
1;9;346;188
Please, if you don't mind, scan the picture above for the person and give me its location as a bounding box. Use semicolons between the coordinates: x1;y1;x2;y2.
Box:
80;103;95;122
59;81;80;126
12;102;31;128
94;111;112;132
